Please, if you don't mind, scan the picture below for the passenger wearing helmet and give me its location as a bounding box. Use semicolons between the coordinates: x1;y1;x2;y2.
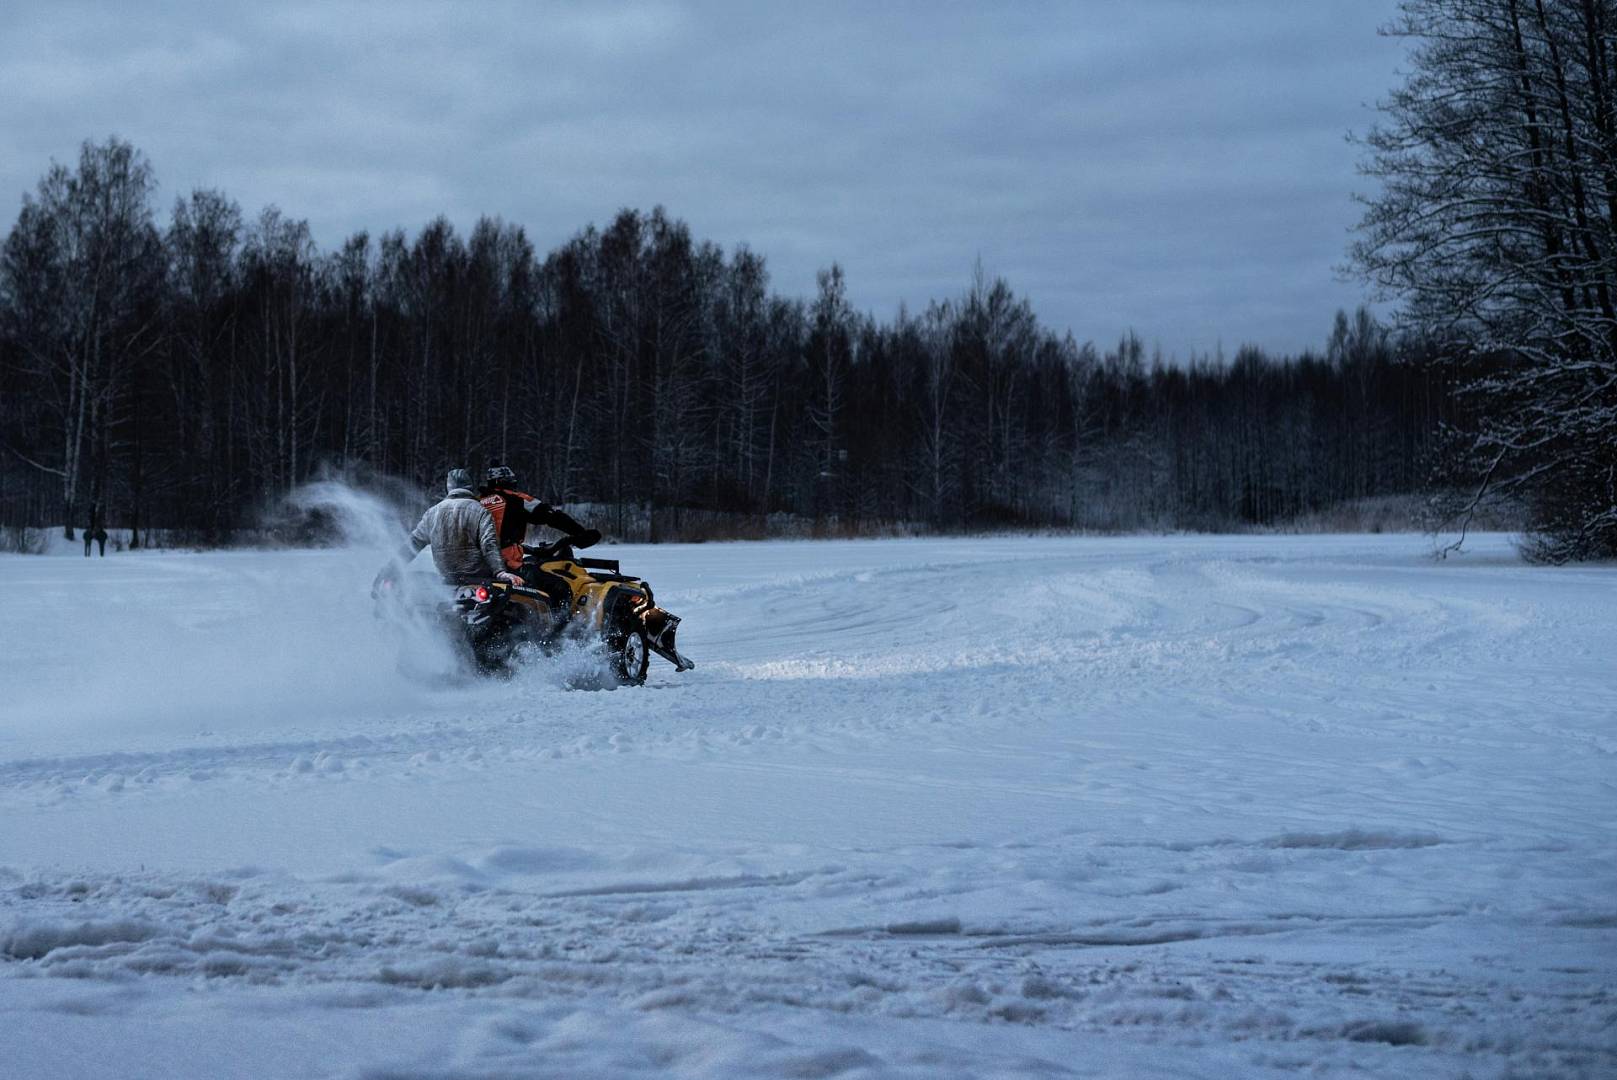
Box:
479;463;599;570
374;468;526;591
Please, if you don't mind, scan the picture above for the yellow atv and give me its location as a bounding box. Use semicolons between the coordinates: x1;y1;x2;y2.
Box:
453;535;694;684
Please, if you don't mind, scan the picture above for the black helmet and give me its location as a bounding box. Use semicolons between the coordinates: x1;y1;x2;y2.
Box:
485;463;517;488
446;468;475;495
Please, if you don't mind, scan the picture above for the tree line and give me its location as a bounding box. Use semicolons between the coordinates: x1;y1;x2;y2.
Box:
1;139;1451;547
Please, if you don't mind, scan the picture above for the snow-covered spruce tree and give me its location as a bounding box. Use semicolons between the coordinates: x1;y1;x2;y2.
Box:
1353;0;1617;561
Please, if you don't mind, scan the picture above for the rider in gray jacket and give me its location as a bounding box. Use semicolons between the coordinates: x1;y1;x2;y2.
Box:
377;469;525;590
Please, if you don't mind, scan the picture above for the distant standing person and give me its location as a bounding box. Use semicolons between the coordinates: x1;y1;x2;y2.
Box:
84;503;108;557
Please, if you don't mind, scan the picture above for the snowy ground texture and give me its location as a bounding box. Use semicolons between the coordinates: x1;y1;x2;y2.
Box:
1;533;1614;1079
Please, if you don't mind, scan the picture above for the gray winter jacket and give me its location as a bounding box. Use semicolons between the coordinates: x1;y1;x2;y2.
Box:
408;489;506;586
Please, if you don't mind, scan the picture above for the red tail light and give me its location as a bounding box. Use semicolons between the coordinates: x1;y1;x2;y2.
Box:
474;586;490;603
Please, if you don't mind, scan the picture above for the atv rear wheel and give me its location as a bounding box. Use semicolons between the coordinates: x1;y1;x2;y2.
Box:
609;624;649;686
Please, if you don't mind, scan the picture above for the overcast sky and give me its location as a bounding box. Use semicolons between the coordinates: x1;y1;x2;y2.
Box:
2;1;1406;358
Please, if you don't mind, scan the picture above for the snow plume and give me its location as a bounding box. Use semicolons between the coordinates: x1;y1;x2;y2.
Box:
280;476;422;554
5;479;466;744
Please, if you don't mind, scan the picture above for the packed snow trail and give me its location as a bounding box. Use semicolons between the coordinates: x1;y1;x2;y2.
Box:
1;534;1613;1078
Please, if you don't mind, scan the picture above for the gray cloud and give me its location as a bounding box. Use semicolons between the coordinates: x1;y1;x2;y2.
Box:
0;0;1404;357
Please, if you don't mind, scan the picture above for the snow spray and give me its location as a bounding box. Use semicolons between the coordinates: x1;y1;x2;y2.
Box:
5;478;470;741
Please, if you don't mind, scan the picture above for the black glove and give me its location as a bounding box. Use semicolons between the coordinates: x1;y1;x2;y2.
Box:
571;528;602;549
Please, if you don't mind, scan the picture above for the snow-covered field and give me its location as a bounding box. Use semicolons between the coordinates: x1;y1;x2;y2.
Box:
1;533;1613;1079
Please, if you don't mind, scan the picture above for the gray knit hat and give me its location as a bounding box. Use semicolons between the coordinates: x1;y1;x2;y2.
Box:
445;468;475;495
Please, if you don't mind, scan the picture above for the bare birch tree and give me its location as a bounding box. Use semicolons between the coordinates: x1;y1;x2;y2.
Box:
0;138;164;537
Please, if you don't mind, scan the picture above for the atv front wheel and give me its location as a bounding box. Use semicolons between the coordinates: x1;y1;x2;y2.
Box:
609;625;649;686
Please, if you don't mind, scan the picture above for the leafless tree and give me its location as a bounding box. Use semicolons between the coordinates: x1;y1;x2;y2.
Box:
1354;0;1617;559
0;138;165;538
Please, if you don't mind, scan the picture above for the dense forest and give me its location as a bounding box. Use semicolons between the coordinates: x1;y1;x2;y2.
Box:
0;140;1452;547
